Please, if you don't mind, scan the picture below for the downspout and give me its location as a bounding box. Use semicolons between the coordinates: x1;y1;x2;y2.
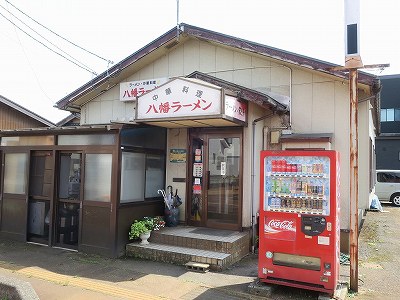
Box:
282;65;292;127
250;66;292;253
251;113;274;253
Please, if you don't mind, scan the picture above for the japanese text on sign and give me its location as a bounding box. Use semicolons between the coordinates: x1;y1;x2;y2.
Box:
137;78;222;119
120;78;168;101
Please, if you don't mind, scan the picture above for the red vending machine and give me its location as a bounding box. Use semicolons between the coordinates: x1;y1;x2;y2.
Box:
258;150;340;295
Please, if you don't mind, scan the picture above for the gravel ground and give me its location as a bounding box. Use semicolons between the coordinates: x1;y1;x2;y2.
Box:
348;203;400;299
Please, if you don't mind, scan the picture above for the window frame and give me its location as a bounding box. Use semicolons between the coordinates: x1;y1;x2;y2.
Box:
119;147;166;205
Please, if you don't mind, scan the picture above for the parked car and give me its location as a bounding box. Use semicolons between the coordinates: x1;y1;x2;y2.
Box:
375;170;400;206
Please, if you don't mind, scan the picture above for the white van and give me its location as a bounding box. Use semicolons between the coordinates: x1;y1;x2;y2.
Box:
375;170;400;206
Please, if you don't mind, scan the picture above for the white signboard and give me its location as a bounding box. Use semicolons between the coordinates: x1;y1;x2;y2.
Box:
120;78;168;101
137;78;222;119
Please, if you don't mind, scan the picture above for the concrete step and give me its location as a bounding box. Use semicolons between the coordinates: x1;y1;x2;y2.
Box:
149;226;250;258
126;242;232;270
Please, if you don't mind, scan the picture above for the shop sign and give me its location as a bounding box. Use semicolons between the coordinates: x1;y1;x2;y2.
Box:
225;95;247;122
137;78;222;119
120;78;168;101
170;149;187;163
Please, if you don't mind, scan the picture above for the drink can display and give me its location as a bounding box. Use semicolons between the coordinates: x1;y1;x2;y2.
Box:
270;179;276;193
296;180;302;194
282;160;288;173
317;185;324;196
291;178;297;194
286;199;292;208
312;199;318;209
271;160;277;172
270;197;275;208
276;179;281;193
312;164;317;173
276;198;281;208
318;199;323;210
277;160;282;173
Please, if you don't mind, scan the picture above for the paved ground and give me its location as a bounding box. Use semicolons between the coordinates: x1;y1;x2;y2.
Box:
347;203;400;300
0;205;397;300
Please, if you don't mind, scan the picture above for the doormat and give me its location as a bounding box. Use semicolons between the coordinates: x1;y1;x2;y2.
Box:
190;228;233;237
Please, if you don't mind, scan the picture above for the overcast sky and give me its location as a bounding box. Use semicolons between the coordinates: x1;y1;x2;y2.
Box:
1;0;398;123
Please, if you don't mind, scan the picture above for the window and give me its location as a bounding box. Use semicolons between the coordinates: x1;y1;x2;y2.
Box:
84;154;112;202
59;153;81;200
120;152;165;203
4;153;27;194
145;154;165;198
381;108;400;122
377;172;400;183
120;152;145;203
120;127;166;149
58;134;115;145
119;127;166;204
1;136;54;146
381;110;387;122
387;109;394;121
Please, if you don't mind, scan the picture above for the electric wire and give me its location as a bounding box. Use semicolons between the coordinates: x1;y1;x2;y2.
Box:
5;0;113;65
0;10;97;75
0;3;97;75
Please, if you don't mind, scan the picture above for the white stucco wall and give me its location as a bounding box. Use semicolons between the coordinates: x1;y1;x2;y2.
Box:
165;128;188;222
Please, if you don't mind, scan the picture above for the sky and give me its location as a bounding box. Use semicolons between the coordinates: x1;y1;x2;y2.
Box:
0;0;399;123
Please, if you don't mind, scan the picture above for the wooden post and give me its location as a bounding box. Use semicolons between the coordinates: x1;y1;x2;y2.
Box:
349;68;359;292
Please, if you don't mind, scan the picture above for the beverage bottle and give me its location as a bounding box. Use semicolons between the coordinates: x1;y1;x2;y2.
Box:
276;198;281;209
290;178;296;195
284;179;290;194
271;160;277;173
270;179;276;193
269;197;274;209
318;185;324;197
286;199;292;209
302;181;308;196
276;179;281;194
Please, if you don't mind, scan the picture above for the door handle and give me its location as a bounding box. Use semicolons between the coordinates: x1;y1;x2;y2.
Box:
207;171;210;190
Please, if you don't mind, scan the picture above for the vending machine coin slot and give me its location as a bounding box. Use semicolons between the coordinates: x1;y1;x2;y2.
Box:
301;215;326;236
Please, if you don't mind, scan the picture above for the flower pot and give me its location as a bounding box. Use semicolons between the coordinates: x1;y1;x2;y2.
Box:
139;231;151;244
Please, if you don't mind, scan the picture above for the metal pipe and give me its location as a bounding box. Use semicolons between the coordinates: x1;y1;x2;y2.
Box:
349;68;359;292
251;113;274;253
280;65;292;127
176;0;180;41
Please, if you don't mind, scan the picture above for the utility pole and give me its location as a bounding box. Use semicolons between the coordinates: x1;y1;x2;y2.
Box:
331;0;390;293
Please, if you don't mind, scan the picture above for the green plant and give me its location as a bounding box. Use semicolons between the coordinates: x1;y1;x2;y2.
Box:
128;216;165;240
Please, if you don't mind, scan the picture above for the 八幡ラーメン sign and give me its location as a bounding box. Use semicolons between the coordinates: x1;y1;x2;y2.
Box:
136;77;247;124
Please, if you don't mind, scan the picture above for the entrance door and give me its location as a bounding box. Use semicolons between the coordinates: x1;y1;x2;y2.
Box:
27;151;53;245
55;152;81;250
188;129;242;230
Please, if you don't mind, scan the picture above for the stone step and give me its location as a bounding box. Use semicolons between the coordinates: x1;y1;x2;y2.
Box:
150;227;250;257
126;242;232;270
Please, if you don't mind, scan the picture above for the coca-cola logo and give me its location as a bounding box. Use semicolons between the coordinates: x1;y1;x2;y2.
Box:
265;217;296;240
268;219;294;231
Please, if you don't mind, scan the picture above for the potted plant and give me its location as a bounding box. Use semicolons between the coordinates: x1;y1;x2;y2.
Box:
129;216;165;244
